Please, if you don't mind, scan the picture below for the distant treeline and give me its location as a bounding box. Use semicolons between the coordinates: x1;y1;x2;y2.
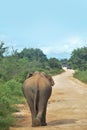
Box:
0;42;63;83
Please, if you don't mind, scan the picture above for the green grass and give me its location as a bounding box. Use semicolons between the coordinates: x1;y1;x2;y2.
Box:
74;70;87;83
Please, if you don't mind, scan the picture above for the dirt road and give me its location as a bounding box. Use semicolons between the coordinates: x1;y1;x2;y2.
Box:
10;69;87;130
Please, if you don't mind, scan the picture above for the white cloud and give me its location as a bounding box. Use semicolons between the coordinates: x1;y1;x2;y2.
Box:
40;36;87;58
65;37;87;52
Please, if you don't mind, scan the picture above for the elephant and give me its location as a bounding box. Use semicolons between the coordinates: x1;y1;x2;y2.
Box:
22;71;54;127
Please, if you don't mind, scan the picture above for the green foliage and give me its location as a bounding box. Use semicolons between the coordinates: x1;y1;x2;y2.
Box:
48;58;62;69
5;79;23;99
0;85;14;130
47;68;64;75
69;47;87;70
60;59;68;67
74;70;87;83
0;53;62;83
0;116;15;130
0;42;8;58
0;80;24;130
69;47;87;83
18;48;48;62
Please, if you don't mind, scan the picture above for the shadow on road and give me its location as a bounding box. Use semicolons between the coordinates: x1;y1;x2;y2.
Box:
48;119;77;126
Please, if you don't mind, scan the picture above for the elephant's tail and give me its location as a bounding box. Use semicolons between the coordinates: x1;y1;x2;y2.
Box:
34;85;39;117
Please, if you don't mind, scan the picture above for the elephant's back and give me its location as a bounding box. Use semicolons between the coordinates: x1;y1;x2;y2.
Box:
39;76;51;88
23;77;36;87
38;77;52;99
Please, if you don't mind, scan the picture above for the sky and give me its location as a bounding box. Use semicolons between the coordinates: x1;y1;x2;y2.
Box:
0;0;87;59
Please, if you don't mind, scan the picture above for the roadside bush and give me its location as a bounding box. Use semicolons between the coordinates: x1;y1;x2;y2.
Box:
0;79;24;130
0;84;15;130
74;70;87;83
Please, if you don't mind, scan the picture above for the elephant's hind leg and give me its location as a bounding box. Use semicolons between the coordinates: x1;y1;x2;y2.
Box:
41;107;47;126
33;117;41;127
27;96;41;127
36;98;48;126
26;97;36;126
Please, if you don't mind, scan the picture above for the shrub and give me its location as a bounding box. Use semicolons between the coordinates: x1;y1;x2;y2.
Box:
0;85;15;130
74;70;87;83
0;79;24;130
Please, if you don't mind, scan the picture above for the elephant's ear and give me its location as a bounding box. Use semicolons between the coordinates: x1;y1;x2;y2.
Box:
41;72;47;77
47;75;55;86
26;73;33;79
41;72;55;86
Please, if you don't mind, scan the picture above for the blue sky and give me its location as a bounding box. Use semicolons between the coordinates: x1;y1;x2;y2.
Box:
0;0;87;59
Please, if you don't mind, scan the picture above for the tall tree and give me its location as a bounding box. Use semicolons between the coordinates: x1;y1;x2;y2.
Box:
48;58;62;69
70;47;87;70
19;48;48;62
0;41;8;58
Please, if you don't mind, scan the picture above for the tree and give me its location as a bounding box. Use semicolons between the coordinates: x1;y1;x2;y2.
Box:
69;47;87;70
18;48;48;62
60;59;68;67
0;41;8;58
48;58;62;69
